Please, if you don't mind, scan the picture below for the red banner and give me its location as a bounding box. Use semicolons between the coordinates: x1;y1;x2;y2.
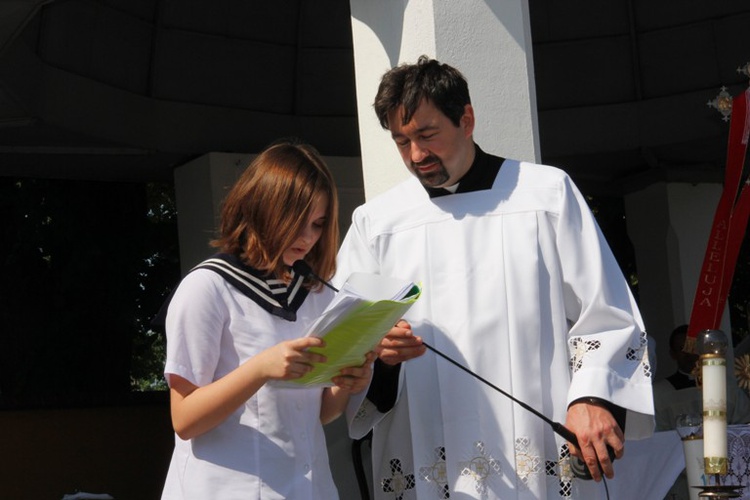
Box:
685;88;750;353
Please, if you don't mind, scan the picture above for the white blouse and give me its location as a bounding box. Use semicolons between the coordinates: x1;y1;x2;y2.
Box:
161;269;337;500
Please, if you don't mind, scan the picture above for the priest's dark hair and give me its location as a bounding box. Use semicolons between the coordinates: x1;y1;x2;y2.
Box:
373;55;471;129
211;138;339;289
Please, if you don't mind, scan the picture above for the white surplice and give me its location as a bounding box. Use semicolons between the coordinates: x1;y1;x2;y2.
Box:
162;269;338;500
337;159;655;499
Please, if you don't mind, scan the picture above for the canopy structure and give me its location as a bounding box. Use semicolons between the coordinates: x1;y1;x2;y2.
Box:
0;0;746;194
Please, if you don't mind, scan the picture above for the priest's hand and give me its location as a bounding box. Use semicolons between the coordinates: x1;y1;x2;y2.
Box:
564;400;624;481
376;320;426;365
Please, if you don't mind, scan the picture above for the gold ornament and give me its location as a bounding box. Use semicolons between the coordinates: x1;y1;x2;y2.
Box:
734;354;750;392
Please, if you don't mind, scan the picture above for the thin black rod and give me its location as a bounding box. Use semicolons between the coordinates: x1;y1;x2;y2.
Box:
421;341;577;445
290;260;579;446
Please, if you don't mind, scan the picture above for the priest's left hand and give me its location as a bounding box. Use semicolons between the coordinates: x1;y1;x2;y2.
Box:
376;320;426;365
564;401;624;481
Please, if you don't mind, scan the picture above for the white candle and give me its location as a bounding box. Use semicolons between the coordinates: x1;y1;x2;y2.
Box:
681;437;705;500
701;354;727;474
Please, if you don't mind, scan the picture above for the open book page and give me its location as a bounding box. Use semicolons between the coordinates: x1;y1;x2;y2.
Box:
343;272;419;301
273;272;421;388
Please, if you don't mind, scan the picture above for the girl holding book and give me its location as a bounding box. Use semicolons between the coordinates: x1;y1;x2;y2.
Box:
161;139;374;499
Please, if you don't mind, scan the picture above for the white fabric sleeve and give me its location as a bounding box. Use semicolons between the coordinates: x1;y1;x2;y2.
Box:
345;365;405;439
164;270;226;388
334;206;381;288
338;206;407;438
556;174;655;439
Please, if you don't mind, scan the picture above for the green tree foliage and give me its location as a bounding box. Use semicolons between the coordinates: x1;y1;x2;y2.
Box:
0;178;179;408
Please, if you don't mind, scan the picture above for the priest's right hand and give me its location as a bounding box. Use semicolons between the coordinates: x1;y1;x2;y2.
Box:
376;320;426;365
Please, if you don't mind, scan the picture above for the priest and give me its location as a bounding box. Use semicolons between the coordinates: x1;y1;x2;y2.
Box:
337;56;654;499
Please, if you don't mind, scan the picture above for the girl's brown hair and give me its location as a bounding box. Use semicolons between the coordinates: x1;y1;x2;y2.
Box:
211;140;339;288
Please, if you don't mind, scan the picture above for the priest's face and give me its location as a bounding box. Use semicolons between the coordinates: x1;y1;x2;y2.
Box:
387;100;476;188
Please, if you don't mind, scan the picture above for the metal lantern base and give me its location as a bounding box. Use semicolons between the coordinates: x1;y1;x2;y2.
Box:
694;484;744;498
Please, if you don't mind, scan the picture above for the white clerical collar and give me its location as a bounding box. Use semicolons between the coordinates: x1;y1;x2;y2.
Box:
444;183;459;193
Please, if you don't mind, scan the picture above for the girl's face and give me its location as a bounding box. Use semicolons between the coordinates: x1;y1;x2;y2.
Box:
282;195;328;266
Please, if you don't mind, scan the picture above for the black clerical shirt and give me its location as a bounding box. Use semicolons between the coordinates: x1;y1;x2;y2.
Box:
424;143;504;198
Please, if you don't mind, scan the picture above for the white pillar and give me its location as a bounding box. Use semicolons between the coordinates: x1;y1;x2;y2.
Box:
349;0;539;199
173;152;250;274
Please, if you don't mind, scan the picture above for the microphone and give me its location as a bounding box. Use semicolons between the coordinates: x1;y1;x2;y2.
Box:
292;259;338;293
292;260;610;480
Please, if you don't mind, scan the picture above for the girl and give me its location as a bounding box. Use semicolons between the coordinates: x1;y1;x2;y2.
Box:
161;140;373;499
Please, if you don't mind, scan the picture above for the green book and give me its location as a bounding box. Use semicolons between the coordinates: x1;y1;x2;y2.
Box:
281;272;421;387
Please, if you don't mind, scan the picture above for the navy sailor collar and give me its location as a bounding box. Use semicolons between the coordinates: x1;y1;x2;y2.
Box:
192;253;310;321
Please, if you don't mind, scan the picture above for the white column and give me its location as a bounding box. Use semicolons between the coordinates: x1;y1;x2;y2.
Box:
349;0;539;199
173;152;250;274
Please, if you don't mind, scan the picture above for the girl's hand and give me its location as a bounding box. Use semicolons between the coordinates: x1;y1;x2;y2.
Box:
332;351;377;393
257;336;327;381
169;336;328;440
